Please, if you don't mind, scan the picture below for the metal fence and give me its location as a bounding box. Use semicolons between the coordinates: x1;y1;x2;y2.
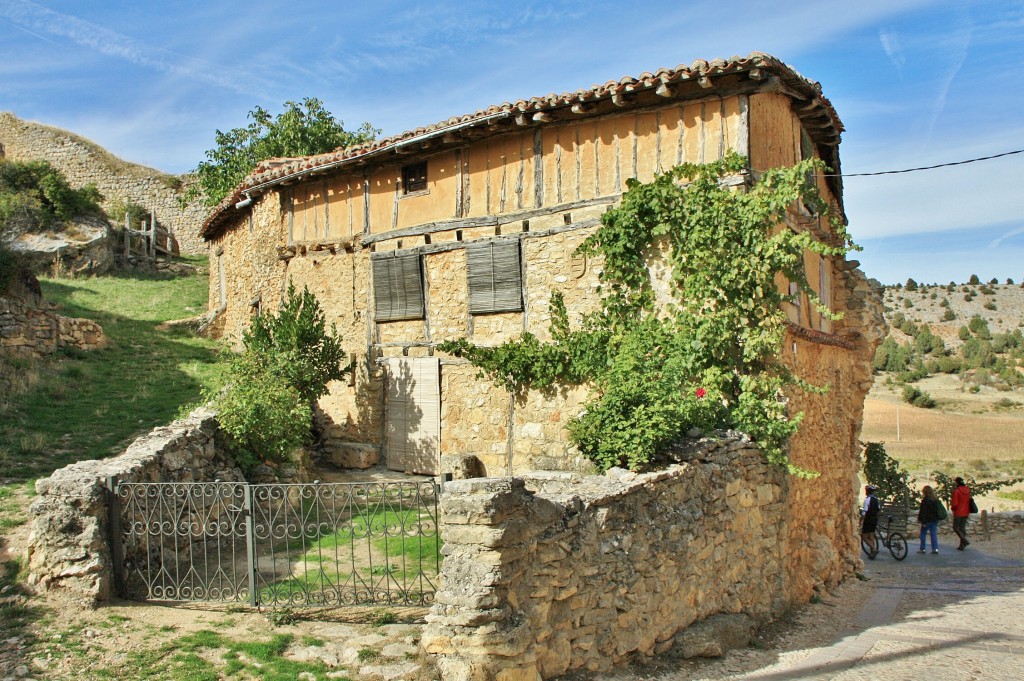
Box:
108;479;441;608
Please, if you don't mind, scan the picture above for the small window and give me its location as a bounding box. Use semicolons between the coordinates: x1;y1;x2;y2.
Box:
819;256;831;332
466;241;523;314
402;162;428;194
373;253;425;321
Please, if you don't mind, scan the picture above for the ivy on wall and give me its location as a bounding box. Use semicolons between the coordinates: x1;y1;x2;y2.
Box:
440;152;856;474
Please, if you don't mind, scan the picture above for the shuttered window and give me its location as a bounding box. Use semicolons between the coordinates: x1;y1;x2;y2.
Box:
466;240;523;314
373;253;425;321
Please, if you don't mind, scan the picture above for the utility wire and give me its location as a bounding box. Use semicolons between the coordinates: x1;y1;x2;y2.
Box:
828;148;1024;178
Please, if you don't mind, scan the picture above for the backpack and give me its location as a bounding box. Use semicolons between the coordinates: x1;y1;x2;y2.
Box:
969;496;978;514
936;501;948;521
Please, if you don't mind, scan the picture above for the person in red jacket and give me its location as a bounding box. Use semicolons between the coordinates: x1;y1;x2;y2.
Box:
951;476;972;550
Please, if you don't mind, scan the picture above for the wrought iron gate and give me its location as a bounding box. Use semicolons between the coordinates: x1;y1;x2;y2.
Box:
108;479;441;608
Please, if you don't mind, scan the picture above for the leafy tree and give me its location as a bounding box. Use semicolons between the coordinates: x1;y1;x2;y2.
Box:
184;98;378;207
989;277;999;285
441;152;854;474
904;278;918;291
863;442;915;505
968;274;981;285
968;314;991;339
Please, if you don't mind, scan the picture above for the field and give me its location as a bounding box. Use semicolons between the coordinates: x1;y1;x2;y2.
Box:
862;375;1024;511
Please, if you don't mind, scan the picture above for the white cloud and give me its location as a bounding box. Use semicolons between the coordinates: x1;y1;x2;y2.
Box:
879;28;906;69
0;0;275;97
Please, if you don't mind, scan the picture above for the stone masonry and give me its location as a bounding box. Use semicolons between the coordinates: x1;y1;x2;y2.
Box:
0;112;207;254
0;295;106;357
422;433;791;680
25;408;243;602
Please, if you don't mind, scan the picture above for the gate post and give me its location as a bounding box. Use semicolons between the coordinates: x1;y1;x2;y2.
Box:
106;476;124;598
244;483;258;607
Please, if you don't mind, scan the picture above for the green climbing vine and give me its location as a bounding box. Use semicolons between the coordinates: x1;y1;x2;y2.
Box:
440;151;856;474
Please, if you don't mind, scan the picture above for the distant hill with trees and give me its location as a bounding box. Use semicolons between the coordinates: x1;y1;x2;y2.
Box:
874;277;1024;406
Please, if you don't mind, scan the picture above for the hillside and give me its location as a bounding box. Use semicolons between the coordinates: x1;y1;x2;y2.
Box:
881;279;1024;351
865;277;1024;511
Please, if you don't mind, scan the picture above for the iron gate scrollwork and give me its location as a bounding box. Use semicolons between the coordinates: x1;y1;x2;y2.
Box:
110;479;441;608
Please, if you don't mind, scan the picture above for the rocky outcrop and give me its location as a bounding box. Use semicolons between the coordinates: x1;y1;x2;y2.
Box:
8;216;114;277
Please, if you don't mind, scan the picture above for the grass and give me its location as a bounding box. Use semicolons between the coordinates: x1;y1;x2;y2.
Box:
255;503;442;606
0;260;227;481
89;629;339;681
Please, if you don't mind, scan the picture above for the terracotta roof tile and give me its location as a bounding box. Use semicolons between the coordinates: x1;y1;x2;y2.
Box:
202;52;842;239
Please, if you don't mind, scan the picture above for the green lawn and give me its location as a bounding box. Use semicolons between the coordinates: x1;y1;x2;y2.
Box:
0;259;227;480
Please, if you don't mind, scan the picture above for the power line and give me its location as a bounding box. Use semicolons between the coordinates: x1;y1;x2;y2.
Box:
830;148;1024;178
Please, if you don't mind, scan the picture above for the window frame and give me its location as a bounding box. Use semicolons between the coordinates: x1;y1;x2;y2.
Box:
402;162;428;195
466;240;524;315
372;253;425;322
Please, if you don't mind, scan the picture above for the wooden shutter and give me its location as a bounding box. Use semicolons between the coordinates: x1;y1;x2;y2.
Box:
385;357;440;475
373;254;424;321
467;241;523;314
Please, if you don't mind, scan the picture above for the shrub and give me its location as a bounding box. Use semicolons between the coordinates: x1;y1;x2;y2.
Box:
984;301;997;311
904;278;918;291
213;284;349;473
215;366;311;473
0;159;103;232
942;308;956;321
969;274;981;285
902;385;936;408
242;284;351;403
903;298;913;308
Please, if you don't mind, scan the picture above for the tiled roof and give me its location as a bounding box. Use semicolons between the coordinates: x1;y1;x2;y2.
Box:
202;52;842;239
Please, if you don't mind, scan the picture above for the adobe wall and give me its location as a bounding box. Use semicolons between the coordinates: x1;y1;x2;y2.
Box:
0;295;106;357
0;112;207;254
422;435;791;679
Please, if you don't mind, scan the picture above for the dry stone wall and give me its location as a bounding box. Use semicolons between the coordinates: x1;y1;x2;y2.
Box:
25;408;243;602
0;295;106;357
0;112;207;254
422;434;790;680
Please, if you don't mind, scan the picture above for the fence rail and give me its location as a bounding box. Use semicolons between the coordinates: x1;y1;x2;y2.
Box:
109;479;441;608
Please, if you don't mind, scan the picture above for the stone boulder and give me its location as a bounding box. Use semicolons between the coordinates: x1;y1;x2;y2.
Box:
672;613;756;658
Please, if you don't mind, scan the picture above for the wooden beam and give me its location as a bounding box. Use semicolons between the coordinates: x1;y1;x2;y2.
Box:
533;111;555;123
655;82;674;97
748;68;764;80
698;75;713;89
571;102;595;114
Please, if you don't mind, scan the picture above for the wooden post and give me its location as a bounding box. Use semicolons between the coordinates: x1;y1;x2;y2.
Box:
980;509;990;541
150;209;157;260
124;211;130;257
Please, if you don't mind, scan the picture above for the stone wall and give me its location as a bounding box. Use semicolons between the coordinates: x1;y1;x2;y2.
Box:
25;408;242;602
422;434;791;680
0;295;106;357
0;112;207;254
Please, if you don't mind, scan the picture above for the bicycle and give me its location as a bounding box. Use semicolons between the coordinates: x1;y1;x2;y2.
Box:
861;513;908;561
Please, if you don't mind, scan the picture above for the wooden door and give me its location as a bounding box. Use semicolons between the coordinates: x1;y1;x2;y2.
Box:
384;357;440;475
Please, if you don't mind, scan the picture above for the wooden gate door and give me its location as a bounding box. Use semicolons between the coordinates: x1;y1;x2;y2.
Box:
384;357;440;475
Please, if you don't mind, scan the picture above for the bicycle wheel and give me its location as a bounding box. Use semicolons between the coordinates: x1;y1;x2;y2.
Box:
861;537;877;559
888;532;908;561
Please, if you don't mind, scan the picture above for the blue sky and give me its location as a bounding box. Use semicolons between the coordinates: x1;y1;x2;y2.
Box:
1;0;1022;285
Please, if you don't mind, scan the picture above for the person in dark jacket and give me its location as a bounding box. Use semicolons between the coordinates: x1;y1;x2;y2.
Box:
951;476;972;550
861;485;880;558
917;485;942;554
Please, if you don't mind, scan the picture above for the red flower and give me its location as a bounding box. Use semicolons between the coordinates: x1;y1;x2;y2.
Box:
696;387;707;399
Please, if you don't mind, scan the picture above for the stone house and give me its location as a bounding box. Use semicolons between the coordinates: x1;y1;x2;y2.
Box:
200;52;884;488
